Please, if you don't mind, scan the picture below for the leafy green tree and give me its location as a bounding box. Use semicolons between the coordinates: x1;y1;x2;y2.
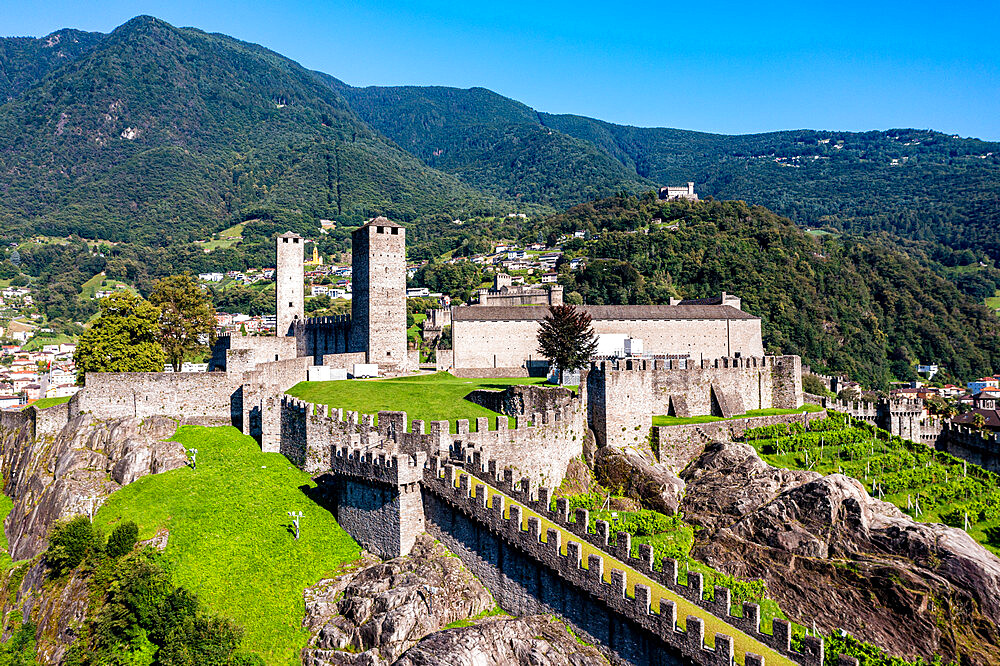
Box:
106;521;139;559
537;305;598;383
150;274;217;371
47;516;100;575
74;292;166;382
972;413;987;430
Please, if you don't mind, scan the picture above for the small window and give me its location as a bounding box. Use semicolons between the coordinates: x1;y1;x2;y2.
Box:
294;238;300;243
275;354;279;361
391;227;399;235
377;226;384;234
282;238;288;244
289;302;294;307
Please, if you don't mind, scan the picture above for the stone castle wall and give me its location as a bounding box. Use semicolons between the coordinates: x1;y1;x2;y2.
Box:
451;316;765;371
292;316;354;364
653;409;828;471
73;372;241;423
421;458;827;666
276;390;586;488
816;397;943;446
939;423;1000;472
587;356;803;449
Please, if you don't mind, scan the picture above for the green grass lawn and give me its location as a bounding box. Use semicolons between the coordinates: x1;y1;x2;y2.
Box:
27;396;71;410
652;404;823;427
986;290;1000;310
94;426;361;666
286;372;553;433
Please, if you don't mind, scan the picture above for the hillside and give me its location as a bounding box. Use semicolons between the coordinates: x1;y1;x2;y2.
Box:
0;17;504;246
340;85;1000;256
2;17;998;256
539;196;1000;387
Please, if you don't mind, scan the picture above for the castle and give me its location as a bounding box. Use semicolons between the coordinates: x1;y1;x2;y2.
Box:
5;216;897;666
659;182;698;201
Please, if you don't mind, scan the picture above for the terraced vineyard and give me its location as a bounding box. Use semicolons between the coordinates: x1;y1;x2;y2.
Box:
741;412;1000;556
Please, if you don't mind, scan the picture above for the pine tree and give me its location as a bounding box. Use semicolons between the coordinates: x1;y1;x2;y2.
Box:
536;305;598;383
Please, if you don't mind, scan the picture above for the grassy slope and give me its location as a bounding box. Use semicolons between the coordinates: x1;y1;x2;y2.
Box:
26;396;71;410
0;490;11;571
94;426;361;665
652;405;823;427
285;372;551;433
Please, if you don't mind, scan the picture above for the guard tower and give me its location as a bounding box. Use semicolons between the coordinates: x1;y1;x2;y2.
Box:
350;217;407;371
276;232;305;336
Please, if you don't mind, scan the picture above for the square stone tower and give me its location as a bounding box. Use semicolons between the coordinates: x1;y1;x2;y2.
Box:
276;232;305;336
350;217;407;371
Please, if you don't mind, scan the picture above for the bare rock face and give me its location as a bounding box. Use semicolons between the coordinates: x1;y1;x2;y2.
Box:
301;535;494;665
1;413;188;561
594;446;685;514
393;615;608;666
682;441;1000;666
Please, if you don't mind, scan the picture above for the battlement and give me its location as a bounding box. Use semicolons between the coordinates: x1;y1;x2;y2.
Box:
589;355;792;374
280;390;586;486
330;445;425;486
423;455;831;666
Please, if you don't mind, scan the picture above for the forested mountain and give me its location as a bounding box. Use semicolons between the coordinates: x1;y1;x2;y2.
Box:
0;28;103;101
340;86;1000;256
537;196;1000;388
0;17;504;246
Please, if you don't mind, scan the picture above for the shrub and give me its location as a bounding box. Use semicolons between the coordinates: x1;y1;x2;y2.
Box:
106;521;139;559
47;516;100;575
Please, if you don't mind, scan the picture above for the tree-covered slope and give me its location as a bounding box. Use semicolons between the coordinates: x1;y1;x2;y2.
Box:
0;17;503;246
0;28;103;101
339;82;1000;256
541;195;1000;387
330;82;652;206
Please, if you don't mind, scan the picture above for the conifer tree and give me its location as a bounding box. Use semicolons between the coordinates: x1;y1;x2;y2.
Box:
536;305;598;383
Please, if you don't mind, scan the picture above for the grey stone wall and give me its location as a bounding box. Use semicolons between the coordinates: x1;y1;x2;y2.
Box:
280;394;586;488
421;460;826;666
320;352;368;371
653;410;828;471
587;356;804;449
292;316;354;364
939;423;1000;472
321;447;426;558
75;372;240;423
465;384;576;418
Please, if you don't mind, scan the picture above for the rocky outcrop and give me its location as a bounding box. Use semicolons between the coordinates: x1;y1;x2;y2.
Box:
393;615;607;666
1;413;188;561
682;441;1000;666
5;560;89;664
301;534;494;665
302;535;607;666
594;446;685;514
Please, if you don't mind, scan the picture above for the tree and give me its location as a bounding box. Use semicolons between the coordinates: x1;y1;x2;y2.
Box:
150;274;217;371
972;412;987;431
74;292;166;382
536;305;598;383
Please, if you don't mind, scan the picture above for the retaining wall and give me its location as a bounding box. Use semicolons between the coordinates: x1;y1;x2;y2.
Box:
588;356;803;449
653;410;829;471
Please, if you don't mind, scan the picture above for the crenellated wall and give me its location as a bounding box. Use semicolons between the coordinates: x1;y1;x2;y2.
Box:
291;315;354;364
939;422;1000;472
587;356;803;449
421;455;828;666
275;391;586;488
817;397;943;446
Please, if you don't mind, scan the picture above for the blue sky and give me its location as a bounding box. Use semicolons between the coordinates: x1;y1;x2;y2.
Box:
3;0;998;139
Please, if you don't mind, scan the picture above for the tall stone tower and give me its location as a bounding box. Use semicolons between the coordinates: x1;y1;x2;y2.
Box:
276;232;305;336
350;217;407;371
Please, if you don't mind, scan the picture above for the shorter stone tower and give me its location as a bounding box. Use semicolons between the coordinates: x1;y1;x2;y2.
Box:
350;217;408;371
276;232;305;336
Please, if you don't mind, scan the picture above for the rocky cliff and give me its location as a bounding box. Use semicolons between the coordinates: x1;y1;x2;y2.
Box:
302;534;607;666
1;412;188;561
681;441;1000;666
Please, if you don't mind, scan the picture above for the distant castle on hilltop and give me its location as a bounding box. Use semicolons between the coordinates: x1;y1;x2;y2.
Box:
659;182;698;201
